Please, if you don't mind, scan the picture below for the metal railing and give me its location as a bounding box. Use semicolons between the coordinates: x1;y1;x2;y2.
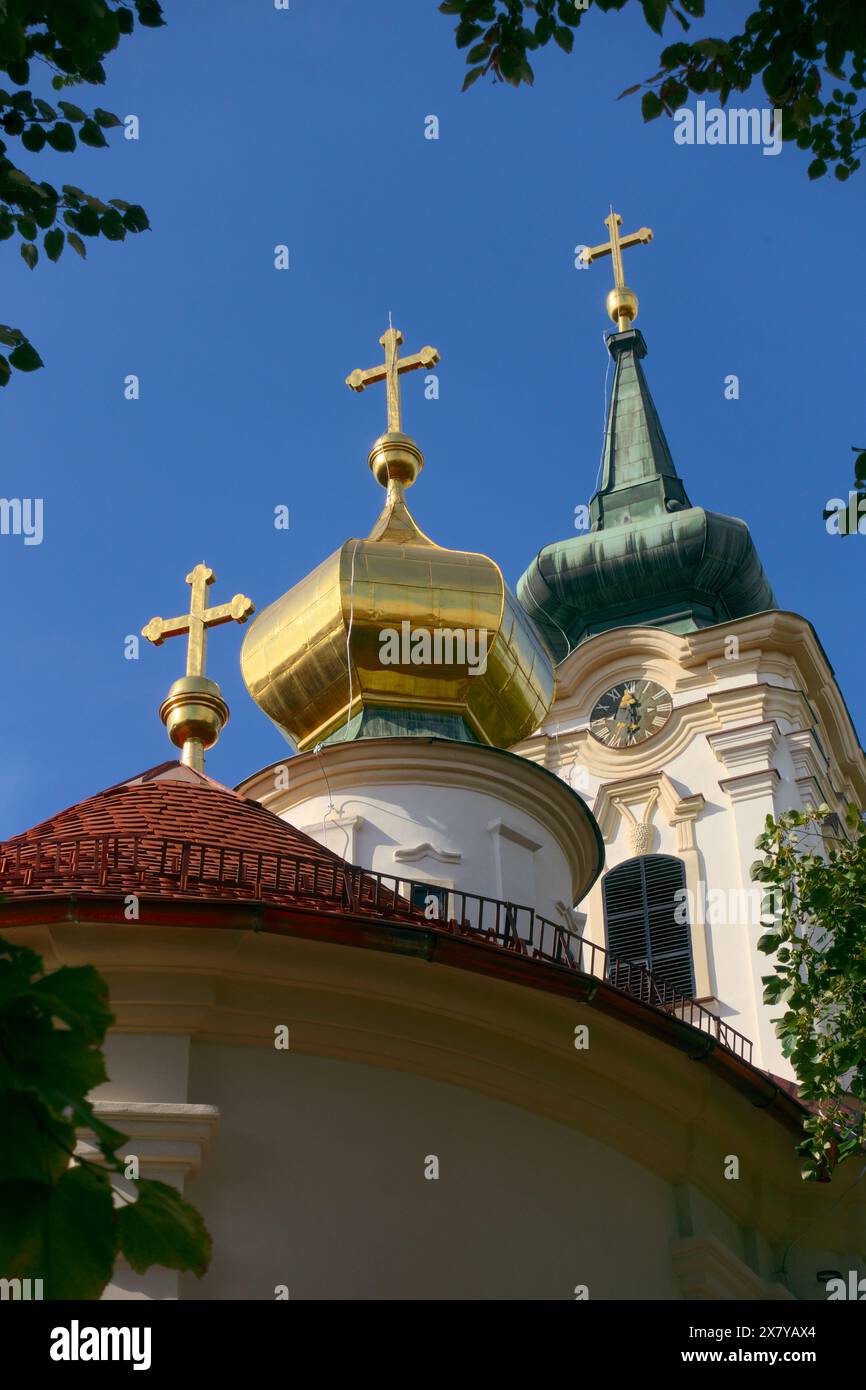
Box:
0;832;753;1063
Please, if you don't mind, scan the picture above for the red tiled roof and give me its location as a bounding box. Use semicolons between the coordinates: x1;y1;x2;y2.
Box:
0;761;396;914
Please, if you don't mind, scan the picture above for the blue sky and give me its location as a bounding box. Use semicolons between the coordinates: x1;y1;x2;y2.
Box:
1;0;863;837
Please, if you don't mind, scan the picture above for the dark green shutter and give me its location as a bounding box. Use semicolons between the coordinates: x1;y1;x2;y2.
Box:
602;855;695;997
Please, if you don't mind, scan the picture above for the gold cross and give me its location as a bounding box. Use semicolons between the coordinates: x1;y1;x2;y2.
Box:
578;208;653;330
346;323;439;434
142;563;255;679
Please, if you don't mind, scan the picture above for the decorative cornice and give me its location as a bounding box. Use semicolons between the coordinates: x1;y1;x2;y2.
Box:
238;737;604;905
527;612;865;804
671;1235;794;1301
76;1102;220;1180
718;769;781;804
300;813;364;838
486;819;543;853
707;721;781;775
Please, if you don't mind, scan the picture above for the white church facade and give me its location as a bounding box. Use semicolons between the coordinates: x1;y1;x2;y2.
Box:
2;235;865;1301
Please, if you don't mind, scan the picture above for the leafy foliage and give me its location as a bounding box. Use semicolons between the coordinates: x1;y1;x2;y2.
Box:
0;935;211;1297
752;805;866;1182
822;445;866;535
0;1;164;387
441;1;866;182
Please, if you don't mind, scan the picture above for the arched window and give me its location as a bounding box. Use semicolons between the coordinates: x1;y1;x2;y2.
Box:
602;854;695;998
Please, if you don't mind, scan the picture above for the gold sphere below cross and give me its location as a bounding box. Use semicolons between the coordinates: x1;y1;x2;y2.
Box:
607;285;639;332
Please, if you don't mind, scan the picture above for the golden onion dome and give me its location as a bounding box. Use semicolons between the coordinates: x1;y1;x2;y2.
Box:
240;424;556;753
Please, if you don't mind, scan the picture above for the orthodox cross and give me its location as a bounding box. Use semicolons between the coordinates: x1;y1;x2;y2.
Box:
346;322;440;434
578;208;653;330
142;563;255;679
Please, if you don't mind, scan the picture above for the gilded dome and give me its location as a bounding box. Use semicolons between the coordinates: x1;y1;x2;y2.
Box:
241;431;555;752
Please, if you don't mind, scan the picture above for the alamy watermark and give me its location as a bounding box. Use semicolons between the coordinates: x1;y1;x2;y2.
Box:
824;491;866;536
674;101;782;156
675;881;776;928
0;496;42;545
379;620;488;677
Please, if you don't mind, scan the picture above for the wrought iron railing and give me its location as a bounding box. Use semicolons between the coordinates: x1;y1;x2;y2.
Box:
0;832;752;1063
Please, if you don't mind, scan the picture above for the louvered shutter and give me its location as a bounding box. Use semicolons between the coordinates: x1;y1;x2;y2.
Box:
603;855;695;998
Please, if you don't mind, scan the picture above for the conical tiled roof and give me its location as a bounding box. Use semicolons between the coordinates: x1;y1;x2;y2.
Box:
0;761;387;912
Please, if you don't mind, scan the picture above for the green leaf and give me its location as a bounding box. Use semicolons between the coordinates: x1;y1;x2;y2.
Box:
34;99;57;121
0;324;24;347
9;340;43;372
94;108;122;128
46;122;76;153
641;90;664;120
33;964;113;1041
118;1179;211;1278
57;101;87;123
0;1095;73;1183
67;231;86;258
660;41;691;65
16;216;37;240
19;241;37;269
0;355;10;387
100;209;126;241
462;65;485;91
554;26;574;53
7;1018;107;1112
71;205;101;236
43;228;64;262
757;932;781;955
122;203;150;233
641;0;669;36
80;119;108;149
21;125;46;152
0;1167;118;1299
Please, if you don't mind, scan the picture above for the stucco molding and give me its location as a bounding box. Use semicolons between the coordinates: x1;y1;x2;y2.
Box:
671;1235;794;1301
76;1102;220;1181
520;611;866;805
718;769;781;805
393;842;462;865
593;770;705;850
486;819;544;853
707;721;781;775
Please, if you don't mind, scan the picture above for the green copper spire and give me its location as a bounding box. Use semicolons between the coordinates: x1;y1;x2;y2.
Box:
518;328;777;659
591;329;691;529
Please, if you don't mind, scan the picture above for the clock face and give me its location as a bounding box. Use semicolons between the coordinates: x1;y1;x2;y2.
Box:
589;679;673;748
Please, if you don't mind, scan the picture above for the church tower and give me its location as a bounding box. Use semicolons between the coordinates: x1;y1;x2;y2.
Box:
237;321;602;933
513;209;866;1078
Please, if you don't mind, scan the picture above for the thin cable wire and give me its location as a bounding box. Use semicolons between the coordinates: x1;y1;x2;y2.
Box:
594;329;614;496
343;538;361;736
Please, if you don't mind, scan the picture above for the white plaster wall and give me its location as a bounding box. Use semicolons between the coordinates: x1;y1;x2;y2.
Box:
282;781;577;932
178;1041;682;1301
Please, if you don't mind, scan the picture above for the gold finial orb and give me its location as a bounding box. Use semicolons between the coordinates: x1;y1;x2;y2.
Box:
159;675;229;760
606;285;639;330
580;208;653;332
368;431;424;490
